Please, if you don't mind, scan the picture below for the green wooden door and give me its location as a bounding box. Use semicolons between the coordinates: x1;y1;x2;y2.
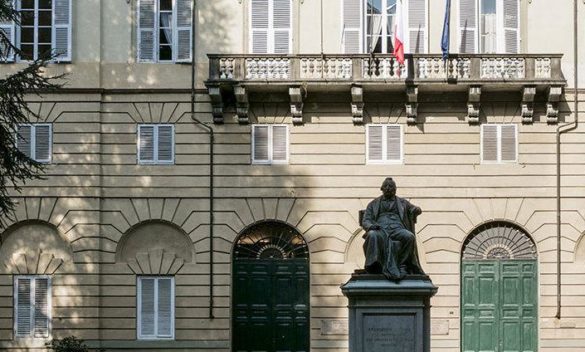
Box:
462;260;537;352
233;259;309;352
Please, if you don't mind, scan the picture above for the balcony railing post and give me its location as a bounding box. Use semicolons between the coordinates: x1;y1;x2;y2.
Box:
291;56;300;81
470;56;481;80
352;57;361;81
209;56;219;80
526;57;536;80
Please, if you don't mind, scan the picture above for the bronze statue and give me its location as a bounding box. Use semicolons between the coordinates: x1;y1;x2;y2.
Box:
362;177;426;280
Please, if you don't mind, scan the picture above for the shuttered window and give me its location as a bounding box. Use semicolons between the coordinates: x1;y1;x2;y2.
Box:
250;0;291;54
366;124;403;164
343;0;427;54
2;0;72;62
481;124;517;163
459;0;519;54
137;277;174;340
137;124;175;164
15;124;52;163
138;0;192;63
252;125;288;164
14;276;51;338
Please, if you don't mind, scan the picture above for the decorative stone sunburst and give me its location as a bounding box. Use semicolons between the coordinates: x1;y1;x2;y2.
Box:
462;222;537;260
234;221;309;260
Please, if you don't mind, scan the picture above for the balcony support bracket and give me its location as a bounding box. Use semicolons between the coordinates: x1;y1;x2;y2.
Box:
235;85;249;124
547;85;563;124
208;86;224;124
289;86;305;125
467;85;482;125
351;85;364;125
522;86;537;124
406;85;418;125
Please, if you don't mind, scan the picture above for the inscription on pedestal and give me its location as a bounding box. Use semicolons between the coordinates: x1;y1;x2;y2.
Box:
362;314;415;352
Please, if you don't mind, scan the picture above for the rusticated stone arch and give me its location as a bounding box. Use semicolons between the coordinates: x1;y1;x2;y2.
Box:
116;220;194;275
0;220;73;274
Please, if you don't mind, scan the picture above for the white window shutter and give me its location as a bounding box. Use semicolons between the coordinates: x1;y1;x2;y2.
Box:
156;278;173;337
271;125;288;162
408;0;427;53
16;125;32;158
175;0;192;62
138;0;156;62
33;278;50;338
343;0;361;54
15;277;32;337
138;125;155;162
34;125;51;163
272;0;291;54
500;124;517;162
503;0;519;54
459;0;477;53
367;125;383;162
0;1;15;62
52;0;71;61
482;125;498;162
139;278;156;337
251;0;269;53
386;125;402;161
157;125;174;162
252;125;269;162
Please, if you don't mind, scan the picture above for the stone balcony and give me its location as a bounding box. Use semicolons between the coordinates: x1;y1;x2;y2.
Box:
206;54;566;125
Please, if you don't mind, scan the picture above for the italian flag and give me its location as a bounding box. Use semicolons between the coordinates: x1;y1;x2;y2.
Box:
393;0;405;65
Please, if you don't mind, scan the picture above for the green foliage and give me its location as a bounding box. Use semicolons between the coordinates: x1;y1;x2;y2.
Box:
44;336;93;352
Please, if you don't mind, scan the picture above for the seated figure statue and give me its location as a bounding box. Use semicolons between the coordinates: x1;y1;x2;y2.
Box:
361;177;426;280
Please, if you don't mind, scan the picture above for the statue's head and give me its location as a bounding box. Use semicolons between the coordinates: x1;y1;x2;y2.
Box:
380;177;397;198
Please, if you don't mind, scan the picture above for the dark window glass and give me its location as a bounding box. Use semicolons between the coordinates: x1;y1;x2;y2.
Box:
37;44;52;59
38;11;52;26
20;44;34;60
21;27;35;43
159;29;172;45
159;45;172;61
37;28;52;43
21;0;35;10
160;0;172;11
20;10;35;26
38;0;53;9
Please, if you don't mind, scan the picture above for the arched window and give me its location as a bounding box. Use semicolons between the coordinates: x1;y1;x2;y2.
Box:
462;221;537;260
234;220;309;260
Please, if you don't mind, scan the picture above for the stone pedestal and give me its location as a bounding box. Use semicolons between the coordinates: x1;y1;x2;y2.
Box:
341;272;438;352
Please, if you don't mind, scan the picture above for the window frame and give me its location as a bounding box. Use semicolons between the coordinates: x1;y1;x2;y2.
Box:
13;275;52;339
137;124;175;165
366;123;404;165
251;124;289;165
15;123;52;164
480;123;518;164
137;276;175;340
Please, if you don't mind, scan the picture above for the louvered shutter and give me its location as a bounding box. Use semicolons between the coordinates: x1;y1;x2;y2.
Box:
482;125;498;162
157;125;174;163
138;125;155;162
408;0;426;53
138;0;156;62
272;125;288;162
251;0;269;53
0;0;15;62
175;0;192;62
272;0;291;54
367;125;383;162
16;125;32;158
503;0;519;54
386;125;402;161
139;278;155;337
34;125;51;163
459;0;477;53
33;278;49;338
500;124;517;162
252;125;269;162
52;0;71;61
15;278;32;337
157;278;173;337
343;0;361;54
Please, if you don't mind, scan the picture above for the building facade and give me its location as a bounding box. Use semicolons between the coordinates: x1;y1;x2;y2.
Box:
0;0;584;351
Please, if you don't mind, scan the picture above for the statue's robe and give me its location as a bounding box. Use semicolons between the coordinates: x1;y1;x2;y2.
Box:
362;195;425;280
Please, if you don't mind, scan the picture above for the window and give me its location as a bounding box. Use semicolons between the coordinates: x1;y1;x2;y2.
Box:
342;0;427;54
137;124;174;164
366;124;403;164
0;0;71;62
481;124;517;163
250;0;292;54
137;0;192;63
14;276;51;339
459;0;519;54
137;276;174;340
16;124;52;163
252;125;288;164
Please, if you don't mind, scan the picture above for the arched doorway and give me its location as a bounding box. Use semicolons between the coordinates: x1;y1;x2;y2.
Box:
232;221;310;352
461;221;538;352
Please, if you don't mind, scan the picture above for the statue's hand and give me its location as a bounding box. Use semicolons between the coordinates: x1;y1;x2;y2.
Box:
413;206;422;216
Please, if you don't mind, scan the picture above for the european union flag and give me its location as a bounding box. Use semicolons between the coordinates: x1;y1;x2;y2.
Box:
441;0;451;61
